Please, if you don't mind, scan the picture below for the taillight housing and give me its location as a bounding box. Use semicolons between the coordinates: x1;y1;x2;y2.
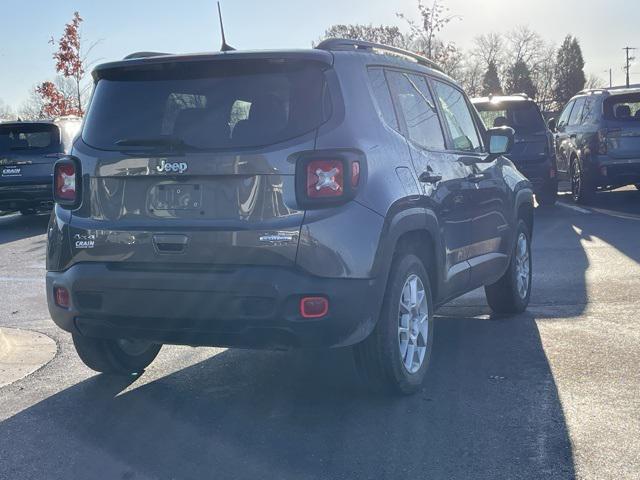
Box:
597;128;608;155
53;157;81;208
294;150;364;208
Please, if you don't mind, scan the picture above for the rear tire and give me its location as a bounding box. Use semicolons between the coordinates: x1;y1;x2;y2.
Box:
353;253;434;395
485;219;532;315
571;158;594;204
72;334;161;375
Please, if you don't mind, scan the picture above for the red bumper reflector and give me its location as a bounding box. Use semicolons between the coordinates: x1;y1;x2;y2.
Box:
54;286;70;309
300;296;329;318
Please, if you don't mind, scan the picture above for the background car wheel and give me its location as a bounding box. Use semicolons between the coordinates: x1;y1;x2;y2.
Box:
485;219;532;315
353;253;434;395
72;333;161;375
536;183;558;207
571;158;594;204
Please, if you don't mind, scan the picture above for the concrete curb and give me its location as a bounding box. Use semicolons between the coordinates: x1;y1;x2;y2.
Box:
0;327;57;388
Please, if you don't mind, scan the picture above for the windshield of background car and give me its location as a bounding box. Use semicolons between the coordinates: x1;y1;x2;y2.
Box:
0;123;60;154
604;92;640;121
475;101;546;133
82;59;331;151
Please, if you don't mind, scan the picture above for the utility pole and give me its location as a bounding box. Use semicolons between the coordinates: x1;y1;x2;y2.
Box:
604;68;612;87
623;46;636;87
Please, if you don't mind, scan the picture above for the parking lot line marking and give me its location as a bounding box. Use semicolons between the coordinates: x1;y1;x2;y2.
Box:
556;201;592;214
0;276;45;283
589;207;640;222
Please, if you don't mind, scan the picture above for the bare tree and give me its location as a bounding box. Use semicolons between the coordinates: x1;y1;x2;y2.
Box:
585;73;604;89
472;32;504;68
397;0;461;59
0;99;15;121
317;24;409;48
459;57;485;97
507;26;544;66
531;44;557;112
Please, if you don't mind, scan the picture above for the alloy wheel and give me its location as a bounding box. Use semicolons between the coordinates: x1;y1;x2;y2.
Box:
397;274;429;374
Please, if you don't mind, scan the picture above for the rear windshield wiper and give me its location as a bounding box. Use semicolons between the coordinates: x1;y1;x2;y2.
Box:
114;135;197;151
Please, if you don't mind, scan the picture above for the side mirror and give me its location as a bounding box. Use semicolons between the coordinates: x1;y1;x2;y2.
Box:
547;117;557;132
487;126;514;156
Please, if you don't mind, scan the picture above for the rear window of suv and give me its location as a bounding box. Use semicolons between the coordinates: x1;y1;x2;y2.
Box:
83;60;331;151
0;123;60;154
604;92;640;121
475;100;546;133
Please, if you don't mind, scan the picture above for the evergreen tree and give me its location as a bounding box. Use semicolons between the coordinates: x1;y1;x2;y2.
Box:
482;60;503;96
554;35;586;106
506;59;537;98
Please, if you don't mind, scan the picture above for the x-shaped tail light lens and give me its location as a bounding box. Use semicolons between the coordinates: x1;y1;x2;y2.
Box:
306;160;344;198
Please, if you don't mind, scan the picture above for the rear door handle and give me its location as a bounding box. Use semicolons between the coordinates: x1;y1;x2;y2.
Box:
418;172;442;184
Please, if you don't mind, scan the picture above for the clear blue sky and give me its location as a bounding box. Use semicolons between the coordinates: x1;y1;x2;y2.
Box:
1;0;638;109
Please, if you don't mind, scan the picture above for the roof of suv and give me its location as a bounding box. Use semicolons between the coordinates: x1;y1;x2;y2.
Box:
93;39;453;84
0;116;82;126
471;94;533;104
577;85;640;97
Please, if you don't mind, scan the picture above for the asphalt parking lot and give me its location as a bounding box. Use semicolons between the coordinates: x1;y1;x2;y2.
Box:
1;187;639;480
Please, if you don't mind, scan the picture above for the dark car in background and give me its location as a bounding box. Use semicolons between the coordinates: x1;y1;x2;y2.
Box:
46;40;534;394
472;94;558;206
549;86;640;203
0;117;81;215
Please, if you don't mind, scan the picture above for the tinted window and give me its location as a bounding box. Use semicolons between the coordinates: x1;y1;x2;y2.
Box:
604;92;640;121
0;123;60;154
580;96;600;125
83;60;330;151
475;101;546;133
557;100;575;128
386;71;444;150
368;67;399;130
567;97;586;126
432;80;482;152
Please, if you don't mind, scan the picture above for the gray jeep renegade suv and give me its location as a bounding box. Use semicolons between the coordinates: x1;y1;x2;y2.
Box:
46;39;534;394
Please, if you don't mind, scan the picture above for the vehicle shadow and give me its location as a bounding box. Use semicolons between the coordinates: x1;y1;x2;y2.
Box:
0;311;575;480
0;212;50;245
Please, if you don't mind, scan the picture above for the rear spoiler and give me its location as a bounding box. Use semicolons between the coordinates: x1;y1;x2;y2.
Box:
92;50;334;81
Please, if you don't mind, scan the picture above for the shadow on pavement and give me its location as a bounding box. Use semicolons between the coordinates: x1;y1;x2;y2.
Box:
529;188;640;319
0;311;575;480
0;212;50;245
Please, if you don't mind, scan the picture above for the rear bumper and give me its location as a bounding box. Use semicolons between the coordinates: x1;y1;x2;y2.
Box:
591;156;640;186
510;157;557;192
0;183;53;210
46;263;383;349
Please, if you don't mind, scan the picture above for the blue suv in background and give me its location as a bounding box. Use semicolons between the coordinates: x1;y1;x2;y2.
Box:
473;95;558;206
0;117;81;215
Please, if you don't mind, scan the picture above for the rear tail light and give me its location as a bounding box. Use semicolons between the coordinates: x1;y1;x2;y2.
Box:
307;160;344;198
53;157;81;208
597;128;608;154
295;150;364;209
300;296;329;318
54;286;70;309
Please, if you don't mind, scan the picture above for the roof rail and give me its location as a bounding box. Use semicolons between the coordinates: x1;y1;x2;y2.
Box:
316;38;442;72
513;93;530;99
577;88;608;95
123;51;170;60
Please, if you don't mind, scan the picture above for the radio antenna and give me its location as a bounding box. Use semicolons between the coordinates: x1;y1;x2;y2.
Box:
217;2;235;52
